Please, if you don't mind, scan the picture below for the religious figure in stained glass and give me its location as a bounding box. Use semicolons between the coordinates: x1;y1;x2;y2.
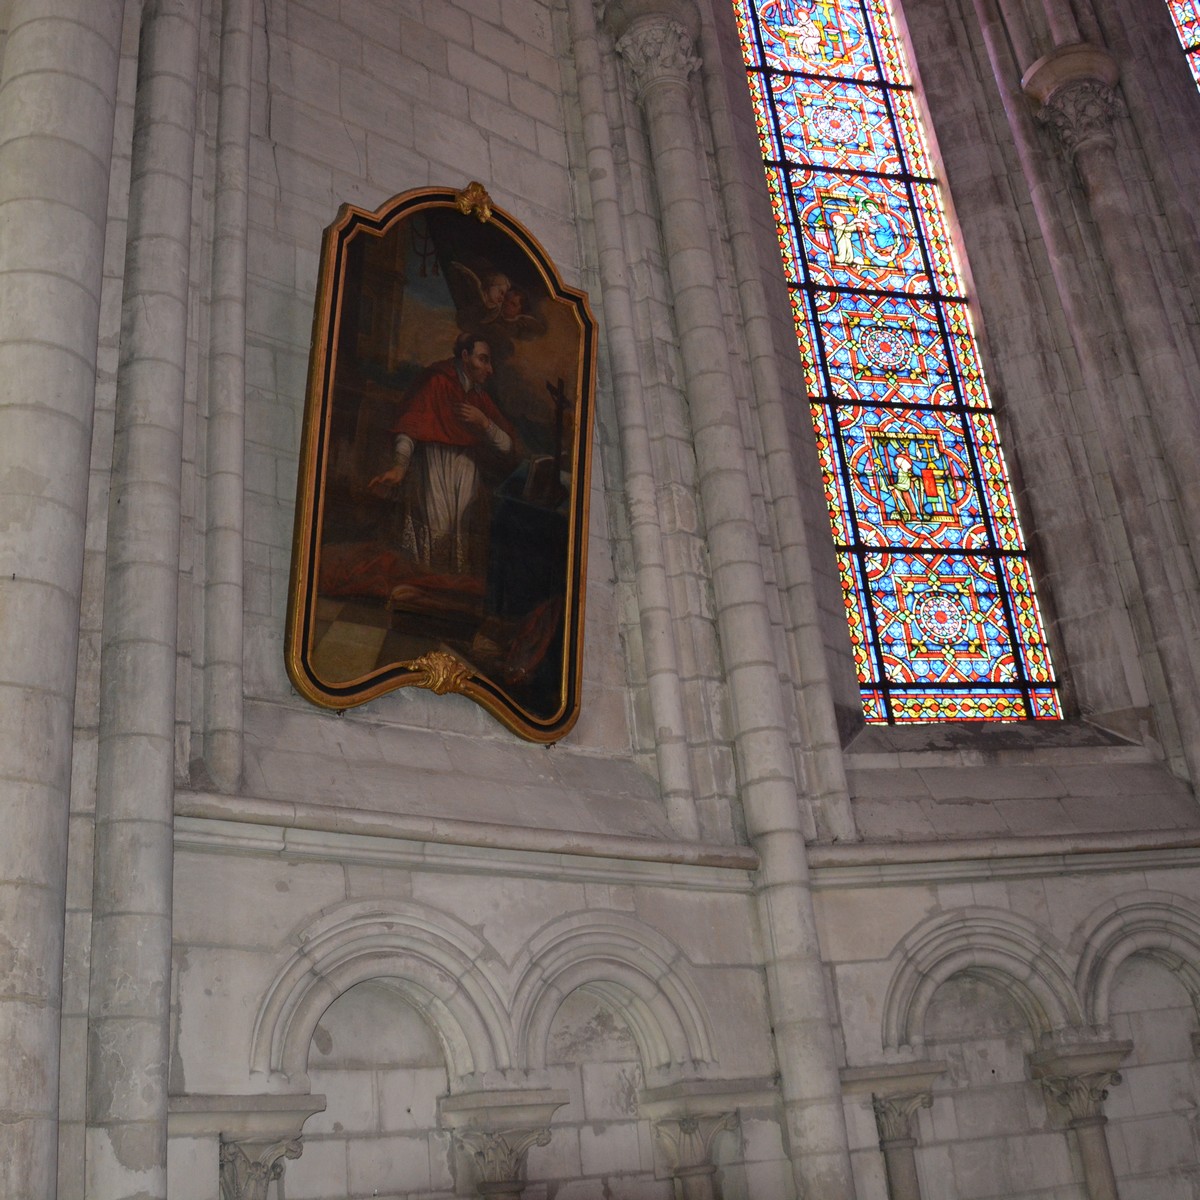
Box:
733;0;1062;722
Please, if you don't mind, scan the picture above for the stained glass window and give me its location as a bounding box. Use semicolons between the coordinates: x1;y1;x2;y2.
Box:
732;0;1062;722
1167;0;1200;86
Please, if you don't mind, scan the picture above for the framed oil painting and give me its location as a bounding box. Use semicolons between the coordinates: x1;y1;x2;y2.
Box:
286;184;596;741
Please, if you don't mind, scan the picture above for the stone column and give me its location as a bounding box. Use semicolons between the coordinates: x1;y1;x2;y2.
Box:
974;0;1200;782
1024;42;1200;596
203;0;254;793
872;1093;932;1200
85;0;201;1195
693;13;855;842
842;1061;944;1200
0;2;126;1194
653;1113;737;1200
611;7;854;1196
440;1089;568;1199
562;0;701;840
1030;1041;1131;1200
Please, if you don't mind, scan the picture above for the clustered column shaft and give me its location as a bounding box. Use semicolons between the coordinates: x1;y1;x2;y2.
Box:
612;7;854;1196
0;1;126;1194
85;0;201;1194
203;0;255;794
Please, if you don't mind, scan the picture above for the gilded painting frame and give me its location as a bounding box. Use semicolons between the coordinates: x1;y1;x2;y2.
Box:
286;184;596;741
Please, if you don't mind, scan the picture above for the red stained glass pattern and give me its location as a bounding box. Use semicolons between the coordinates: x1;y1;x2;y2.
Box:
1168;0;1200;85
733;0;1062;722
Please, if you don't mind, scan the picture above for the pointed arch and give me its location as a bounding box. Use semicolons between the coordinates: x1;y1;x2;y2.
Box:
882;908;1083;1050
249;900;513;1089
1076;892;1200;1027
511;912;715;1073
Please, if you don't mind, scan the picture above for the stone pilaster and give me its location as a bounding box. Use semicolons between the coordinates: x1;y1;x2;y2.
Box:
609;6;855;1193
0;2;127;1194
440;1089;568;1198
1030;1041;1131;1200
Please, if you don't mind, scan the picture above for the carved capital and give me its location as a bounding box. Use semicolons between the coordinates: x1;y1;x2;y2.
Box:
1029;1039;1131;1125
872;1090;932;1144
219;1138;302;1200
653;1111;737;1174
1037;1070;1121;1123
616;16;699;100
1036;78;1123;158
455;1126;551;1186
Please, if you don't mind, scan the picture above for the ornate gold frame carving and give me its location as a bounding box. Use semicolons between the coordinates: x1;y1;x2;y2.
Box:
285;185;596;741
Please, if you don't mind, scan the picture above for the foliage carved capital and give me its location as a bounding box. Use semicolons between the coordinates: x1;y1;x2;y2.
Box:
653;1111;737;1173
1036;78;1123;159
616;17;700;99
872;1090;933;1144
219;1138;302;1200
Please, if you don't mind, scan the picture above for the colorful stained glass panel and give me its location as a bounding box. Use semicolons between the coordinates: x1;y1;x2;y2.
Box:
770;75;902;173
815;291;955;405
747;0;880;80
792;169;929;292
1168;0;1200;85
834;405;988;549
736;0;1062;722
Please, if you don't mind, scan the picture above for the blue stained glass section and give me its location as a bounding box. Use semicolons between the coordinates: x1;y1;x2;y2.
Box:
834;405;988;549
815;291;955;404
792;169;929;292
863;553;1016;684
769;75;901;173
752;0;880;80
736;0;1062;721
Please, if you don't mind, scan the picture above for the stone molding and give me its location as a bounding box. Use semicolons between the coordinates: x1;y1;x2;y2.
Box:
1074;892;1200;1027
1029;1040;1132;1123
615;16;700;99
174;798;760;876
881;908;1082;1050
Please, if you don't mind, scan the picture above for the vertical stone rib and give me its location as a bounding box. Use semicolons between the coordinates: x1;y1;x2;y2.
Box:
0;1;125;1194
973;0;1200;779
565;0;701;840
85;0;200;1194
695;6;856;843
204;0;253;793
612;8;854;1195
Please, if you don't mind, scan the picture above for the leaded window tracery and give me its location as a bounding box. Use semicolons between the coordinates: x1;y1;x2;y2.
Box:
1167;1;1200;84
732;0;1062;722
